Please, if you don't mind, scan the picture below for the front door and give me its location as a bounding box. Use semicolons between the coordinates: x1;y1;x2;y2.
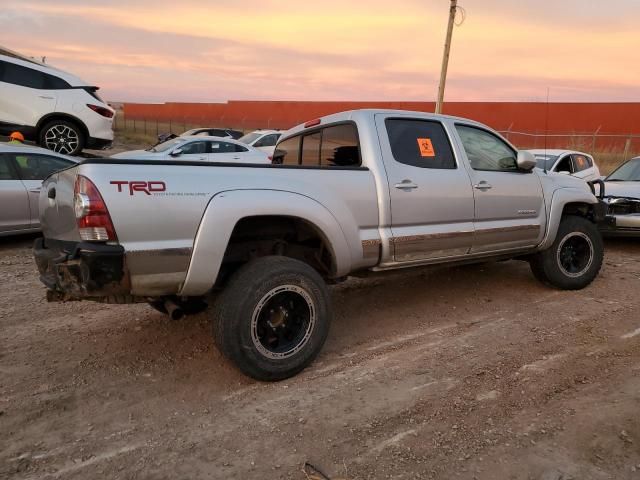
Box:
0;154;30;233
376;114;475;262
454;124;545;253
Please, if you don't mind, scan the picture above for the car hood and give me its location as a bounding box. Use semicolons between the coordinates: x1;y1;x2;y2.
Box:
603;181;640;199
543;171;592;190
110;150;159;160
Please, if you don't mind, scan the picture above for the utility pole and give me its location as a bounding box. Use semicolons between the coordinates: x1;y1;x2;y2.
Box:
435;0;458;114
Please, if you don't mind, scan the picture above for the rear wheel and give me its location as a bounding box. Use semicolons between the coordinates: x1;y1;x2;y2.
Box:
212;256;331;381
529;215;603;290
39;120;85;155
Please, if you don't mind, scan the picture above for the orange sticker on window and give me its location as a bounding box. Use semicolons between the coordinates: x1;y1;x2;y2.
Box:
417;138;435;157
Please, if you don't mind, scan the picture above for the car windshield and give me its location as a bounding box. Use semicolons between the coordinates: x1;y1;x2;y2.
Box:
533;154;558;170
238;132;262;145
607;158;640;181
147;138;183;152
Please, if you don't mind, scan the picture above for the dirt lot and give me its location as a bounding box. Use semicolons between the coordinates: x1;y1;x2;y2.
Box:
2;234;640;480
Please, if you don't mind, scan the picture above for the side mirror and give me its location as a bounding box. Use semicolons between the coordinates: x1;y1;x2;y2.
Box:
516;150;536;171
170;148;183;157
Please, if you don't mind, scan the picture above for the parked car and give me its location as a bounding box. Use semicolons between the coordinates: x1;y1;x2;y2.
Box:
34;109;608;381
0;50;114;156
0;143;77;236
111;135;270;163
156;127;243;145
598;156;640;236
528;149;600;181
238;130;282;155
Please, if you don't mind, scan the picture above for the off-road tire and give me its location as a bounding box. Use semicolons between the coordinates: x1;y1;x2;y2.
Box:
529;215;603;290
39;119;85;156
212;256;331;381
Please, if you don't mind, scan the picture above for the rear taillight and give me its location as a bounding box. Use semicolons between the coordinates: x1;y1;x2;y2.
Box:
74;175;117;242
86;104;114;118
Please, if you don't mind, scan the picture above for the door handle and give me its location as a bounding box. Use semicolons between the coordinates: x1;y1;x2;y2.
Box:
39;95;54;100
29;188;41;193
232;156;241;160
394;179;418;190
473;182;492;191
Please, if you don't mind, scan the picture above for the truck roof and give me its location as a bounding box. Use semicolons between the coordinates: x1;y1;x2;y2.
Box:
282;109;489;139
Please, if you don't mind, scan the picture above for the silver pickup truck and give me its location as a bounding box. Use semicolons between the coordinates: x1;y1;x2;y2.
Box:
34;109;608;380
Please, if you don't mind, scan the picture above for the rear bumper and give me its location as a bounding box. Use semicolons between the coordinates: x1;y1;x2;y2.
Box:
34;238;129;299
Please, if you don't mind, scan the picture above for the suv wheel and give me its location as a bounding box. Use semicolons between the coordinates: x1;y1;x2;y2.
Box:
212;256;331;381
529;215;603;290
39;120;85;156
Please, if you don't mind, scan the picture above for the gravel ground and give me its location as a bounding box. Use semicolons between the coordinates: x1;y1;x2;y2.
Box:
1;234;640;480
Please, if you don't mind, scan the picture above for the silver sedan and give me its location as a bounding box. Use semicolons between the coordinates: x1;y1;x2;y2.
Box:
0;143;78;236
600;156;640;236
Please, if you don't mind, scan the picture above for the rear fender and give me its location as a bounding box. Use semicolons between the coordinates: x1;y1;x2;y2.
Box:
179;190;351;296
538;188;598;250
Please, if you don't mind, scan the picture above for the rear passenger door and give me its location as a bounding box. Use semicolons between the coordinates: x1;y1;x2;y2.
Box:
454;124;545;253
11;153;74;227
0;154;30;233
376;115;475;262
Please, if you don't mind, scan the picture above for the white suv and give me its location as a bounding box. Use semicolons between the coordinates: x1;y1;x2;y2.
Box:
238;130;282;156
0;50;114;155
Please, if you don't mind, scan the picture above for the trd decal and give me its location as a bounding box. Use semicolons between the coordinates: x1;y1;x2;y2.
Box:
110;181;167;195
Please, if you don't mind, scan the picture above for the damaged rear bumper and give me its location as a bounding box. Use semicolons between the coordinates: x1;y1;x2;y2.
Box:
33;237;131;300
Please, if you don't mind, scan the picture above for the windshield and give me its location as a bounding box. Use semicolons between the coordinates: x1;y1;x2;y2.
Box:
238;132;262;145
182;128;199;136
146;138;183;152
607;158;640;181
533;154;558;171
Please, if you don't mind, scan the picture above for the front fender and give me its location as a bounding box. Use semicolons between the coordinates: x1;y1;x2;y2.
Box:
179;189;352;296
538;187;598;250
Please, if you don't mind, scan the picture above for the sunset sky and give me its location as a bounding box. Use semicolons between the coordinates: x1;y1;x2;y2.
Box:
1;0;639;103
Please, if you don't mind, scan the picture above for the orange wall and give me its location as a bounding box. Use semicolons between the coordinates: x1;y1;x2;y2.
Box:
123;101;640;147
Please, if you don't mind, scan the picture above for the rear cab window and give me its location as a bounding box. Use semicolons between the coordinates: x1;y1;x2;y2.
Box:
385;119;456;169
274;123;361;168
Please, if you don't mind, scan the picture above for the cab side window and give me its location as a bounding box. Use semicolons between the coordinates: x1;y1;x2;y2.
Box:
0;155;19;180
455;125;518;171
320;124;360;167
274;124;360;167
386;119;455;169
274;136;301;165
555;155;573;173
180;141;207;154
12;154;72;180
572;154;591;172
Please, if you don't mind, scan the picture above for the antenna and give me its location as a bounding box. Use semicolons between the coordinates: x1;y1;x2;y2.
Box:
543;87;550;174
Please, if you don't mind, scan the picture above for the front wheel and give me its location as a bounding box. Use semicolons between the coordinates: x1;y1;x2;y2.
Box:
212;256;331;381
529;215;603;290
39;120;85;156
